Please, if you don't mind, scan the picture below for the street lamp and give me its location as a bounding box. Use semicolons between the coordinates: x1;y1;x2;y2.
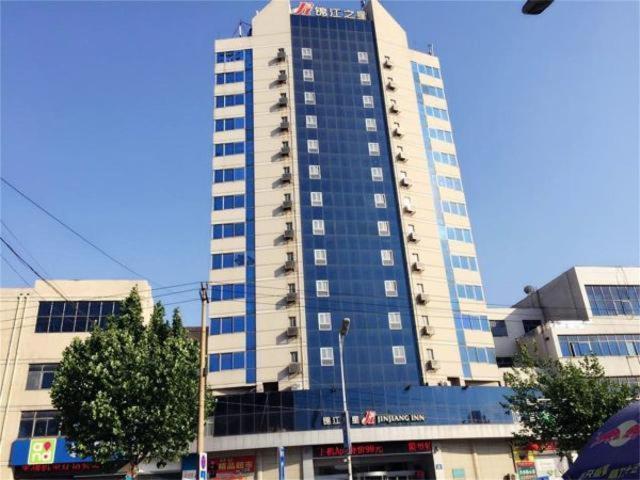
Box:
338;317;353;480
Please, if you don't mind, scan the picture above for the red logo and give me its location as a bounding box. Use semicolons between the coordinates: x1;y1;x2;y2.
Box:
293;2;314;15
591;420;639;448
362;410;376;425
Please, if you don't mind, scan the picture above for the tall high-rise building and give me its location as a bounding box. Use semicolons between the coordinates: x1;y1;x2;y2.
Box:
205;1;517;477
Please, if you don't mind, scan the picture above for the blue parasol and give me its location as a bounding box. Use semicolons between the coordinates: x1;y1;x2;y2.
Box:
563;401;640;479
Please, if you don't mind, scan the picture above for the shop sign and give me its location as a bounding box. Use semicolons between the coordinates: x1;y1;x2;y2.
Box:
292;2;366;20
515;461;537;480
322;410;426;426
15;462;103;475
28;437;57;465
314;440;432;458
208;455;255;478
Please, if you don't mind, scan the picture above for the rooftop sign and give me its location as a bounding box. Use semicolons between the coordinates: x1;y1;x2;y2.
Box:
292;2;366;20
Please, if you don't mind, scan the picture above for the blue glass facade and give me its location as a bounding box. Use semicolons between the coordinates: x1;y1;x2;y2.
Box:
211;386;514;436
291;15;421;389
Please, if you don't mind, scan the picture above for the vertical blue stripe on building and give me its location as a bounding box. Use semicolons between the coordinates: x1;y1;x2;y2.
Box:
291;15;421;389
411;62;471;378
244;49;256;384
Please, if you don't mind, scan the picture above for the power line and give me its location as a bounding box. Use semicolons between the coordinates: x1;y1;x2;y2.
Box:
1;255;33;287
1;177;156;284
1;237;69;300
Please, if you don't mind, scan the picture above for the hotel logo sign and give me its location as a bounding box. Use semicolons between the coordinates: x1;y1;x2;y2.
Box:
292;2;366;20
322;411;426;427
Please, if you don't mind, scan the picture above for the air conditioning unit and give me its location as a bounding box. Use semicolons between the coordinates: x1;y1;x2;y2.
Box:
407;231;420;243
290;383;303;391
421;325;435;337
285;292;297;304
282;199;292;210
389;102;400;114
386;79;397;90
277;70;287;83
284;260;295;272
277;95;288;107
288;362;301;375
393;127;404;137
281;171;292;183
287;326;299;337
396;151;408;162
276;48;286;61
280;144;290;156
283;228;294;240
416;292;430;304
384;57;393;69
255;383;265;393
426;359;440;371
413;261;425;272
404;204;416;214
280;118;290;130
400;177;412;187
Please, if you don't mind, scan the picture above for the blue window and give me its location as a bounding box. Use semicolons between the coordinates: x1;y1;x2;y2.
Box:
451;255;478;271
220;353;233;370
35;300;120;333
213;167;245;183
210;283;246;302
209;353;220;372
559;334;640;357
457;284;484;301
442;201;467;216
216;50;244;63
214;142;245;157
585;285;640;316
210;317;246;335
215;71;245;85
425;106;449;121
215;94;245;108
437;175;463;191
215;117;245;132
447;227;473;243
232;352;245;369
418;64;441;79
212;195;245;211
423;85;445;98
212;252;245;270
430;151;458;166
429;128;454;143
456;314;489;332
465;346;495;364
212;222;245;239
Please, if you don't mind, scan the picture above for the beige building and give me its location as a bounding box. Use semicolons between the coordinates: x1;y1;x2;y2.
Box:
489;266;640;383
204;0;517;478
0;279;153;480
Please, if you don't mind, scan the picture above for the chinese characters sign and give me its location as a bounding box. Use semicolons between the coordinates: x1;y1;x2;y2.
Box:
292;2;366;20
322;410;426;427
209;455;255;479
314;441;432;458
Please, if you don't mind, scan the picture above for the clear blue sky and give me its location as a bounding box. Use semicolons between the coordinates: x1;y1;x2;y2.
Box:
1;0;638;325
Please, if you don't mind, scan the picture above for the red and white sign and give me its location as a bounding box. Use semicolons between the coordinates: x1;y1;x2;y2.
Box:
362;410;377;425
293;2;314;15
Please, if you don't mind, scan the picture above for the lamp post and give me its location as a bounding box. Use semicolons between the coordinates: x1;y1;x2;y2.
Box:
338;317;353;480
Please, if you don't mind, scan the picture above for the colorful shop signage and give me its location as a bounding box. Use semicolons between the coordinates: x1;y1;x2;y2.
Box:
292;2;366;20
322;410;426;427
28;437;57;465
314;441;432;458
515;461;537;480
209;455;255;479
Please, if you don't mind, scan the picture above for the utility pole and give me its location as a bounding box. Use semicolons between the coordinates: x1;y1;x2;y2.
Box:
338;317;352;480
198;282;209;480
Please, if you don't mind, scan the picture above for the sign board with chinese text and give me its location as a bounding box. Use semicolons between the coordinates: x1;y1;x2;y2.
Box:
291;2;366;20
314;440;432;458
209;455;256;479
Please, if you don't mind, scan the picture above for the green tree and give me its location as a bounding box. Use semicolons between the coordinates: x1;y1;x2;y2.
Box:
51;288;213;477
503;345;638;462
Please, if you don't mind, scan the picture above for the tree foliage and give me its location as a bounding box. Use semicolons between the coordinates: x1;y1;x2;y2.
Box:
503;344;639;460
51;288;213;477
